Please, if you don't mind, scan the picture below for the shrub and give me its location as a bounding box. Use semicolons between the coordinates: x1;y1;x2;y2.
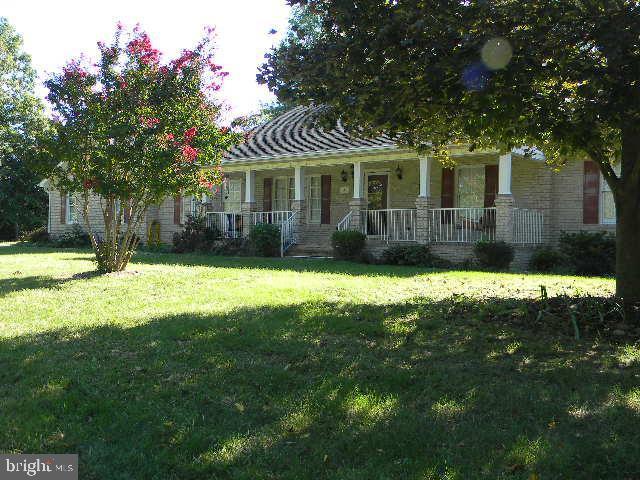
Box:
172;215;220;253
211;238;249;256
528;246;567;272
53;224;91;248
331;230;366;260
249;223;281;257
559;231;616;276
19;226;49;244
381;244;452;268
474;241;514;270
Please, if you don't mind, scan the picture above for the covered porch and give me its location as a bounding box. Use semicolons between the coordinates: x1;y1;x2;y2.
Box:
206;149;547;255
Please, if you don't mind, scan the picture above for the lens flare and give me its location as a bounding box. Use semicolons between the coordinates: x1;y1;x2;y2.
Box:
481;37;512;70
462;62;491;91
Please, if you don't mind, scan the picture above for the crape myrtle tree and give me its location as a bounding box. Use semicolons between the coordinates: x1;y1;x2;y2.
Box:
42;24;241;272
259;0;640;311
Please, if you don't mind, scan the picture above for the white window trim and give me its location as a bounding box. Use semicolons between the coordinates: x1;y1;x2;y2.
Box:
364;171;390;209
272;176;295;211
47;192;52;233
66;194;78;225
114;200;128;224
455;165;486;209
182;196;199;223
224;179;242;213
305;174;322;224
600;171;617;225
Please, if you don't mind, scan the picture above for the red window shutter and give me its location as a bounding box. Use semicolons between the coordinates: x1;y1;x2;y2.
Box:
583;161;600;224
441;168;455;224
321;175;332;224
174;195;182;225
60;193;67;223
484;165;499;207
263;178;273;211
441;168;454;207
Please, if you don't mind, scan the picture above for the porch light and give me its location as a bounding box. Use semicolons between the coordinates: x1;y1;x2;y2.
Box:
340;169;348;182
395;164;403;180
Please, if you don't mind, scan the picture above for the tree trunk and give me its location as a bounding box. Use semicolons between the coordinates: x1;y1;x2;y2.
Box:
616;198;640;312
616;126;640;321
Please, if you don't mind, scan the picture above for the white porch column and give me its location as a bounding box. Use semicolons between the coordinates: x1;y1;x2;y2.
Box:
419;156;432;198
496;153;514;243
241;169;256;237
498;153;512;195
292;166;306;232
416;156;434;244
294;165;305;201
352;161;362;199
349;161;366;232
244;169;255;203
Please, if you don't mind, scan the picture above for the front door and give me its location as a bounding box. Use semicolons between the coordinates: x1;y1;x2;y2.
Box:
366;174;388;236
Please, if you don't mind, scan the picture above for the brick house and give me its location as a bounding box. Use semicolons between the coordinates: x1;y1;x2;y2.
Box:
43;106;616;265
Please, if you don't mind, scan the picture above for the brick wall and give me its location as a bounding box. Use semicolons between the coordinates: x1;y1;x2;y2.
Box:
45;155;617;248
48;190;146;241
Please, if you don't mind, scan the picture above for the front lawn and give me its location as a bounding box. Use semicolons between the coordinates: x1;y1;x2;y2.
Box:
1;243;638;479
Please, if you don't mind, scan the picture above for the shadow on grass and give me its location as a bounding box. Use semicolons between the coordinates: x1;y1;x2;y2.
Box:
0;276;67;298
130;251;436;278
2;242;612;282
2;299;638;479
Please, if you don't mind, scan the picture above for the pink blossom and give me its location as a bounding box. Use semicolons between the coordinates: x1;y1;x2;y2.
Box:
183;127;197;144
199;176;214;189
63;61;88;79
141;117;160;128
182;145;198;162
171;50;195;71
127;33;160;66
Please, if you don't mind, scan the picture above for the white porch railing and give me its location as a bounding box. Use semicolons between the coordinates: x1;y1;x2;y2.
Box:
206;212;242;239
513;208;544;244
428;207;496;243
252;210;292;226
280;211;297;257
336;211;353;231
363;209;416;242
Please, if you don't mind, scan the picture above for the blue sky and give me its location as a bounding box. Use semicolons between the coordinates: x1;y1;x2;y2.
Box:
3;0;291;120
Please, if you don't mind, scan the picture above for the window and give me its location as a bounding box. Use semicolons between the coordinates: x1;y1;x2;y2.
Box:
456;166;485;208
190;196;199;217
66;194;78;224
273;177;294;211
114;200;127;224
224;179;242;213
601;171;617;224
305;175;321;223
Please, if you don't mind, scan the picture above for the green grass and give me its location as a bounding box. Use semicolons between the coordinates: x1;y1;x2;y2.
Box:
1;243;638;479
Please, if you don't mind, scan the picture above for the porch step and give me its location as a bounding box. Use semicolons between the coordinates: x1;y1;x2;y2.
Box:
285;224;336;257
286;243;333;257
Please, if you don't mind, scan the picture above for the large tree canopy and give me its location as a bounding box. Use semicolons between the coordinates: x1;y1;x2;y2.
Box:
41;25;241;272
260;0;640;309
0;17;47;238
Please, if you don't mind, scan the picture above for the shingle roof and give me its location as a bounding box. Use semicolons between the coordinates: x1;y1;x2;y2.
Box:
225;105;396;162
